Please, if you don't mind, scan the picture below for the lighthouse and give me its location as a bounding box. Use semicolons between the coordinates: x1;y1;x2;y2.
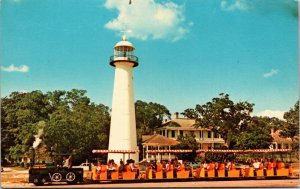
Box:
108;36;139;163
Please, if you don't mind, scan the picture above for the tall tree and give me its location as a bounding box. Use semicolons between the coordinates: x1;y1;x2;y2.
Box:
182;93;254;148
1;91;49;162
43;89;110;164
135;100;171;159
233;117;273;149
282;101;299;160
282;101;299;139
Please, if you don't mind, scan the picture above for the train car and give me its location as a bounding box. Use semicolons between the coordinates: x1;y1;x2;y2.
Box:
28;152;84;186
29;164;84;186
28;148;298;186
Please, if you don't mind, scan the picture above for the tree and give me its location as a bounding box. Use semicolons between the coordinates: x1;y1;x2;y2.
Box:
135;100;171;139
135;100;171;159
282;101;299;139
1;91;50;163
282;101;299;160
182;93;254;148
233;117;273;149
175;132;197;161
43;89;110;164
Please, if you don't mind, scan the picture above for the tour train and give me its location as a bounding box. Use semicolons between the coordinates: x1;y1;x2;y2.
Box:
29;149;297;186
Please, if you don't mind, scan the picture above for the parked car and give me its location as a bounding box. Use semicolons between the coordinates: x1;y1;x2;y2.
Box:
73;163;95;171
186;162;200;168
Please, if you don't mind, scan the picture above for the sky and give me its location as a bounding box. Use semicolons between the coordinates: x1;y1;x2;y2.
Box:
1;0;299;120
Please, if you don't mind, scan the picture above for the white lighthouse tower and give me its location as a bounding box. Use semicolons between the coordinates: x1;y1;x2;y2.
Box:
108;36;139;163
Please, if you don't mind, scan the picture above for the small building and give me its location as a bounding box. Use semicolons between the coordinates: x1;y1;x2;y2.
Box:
141;134;180;162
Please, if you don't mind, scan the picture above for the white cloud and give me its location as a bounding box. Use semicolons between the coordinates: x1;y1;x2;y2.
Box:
1;64;29;73
263;69;278;78
104;0;190;41
221;0;251;11
256;110;285;120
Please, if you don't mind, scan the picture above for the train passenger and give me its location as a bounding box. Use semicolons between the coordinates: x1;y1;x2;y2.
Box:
162;160;167;178
214;162;219;171
119;159;125;172
263;159;268;170
108;159;116;171
253;159;261;170
129;159;139;178
202;161;208;169
96;162;102;174
225;160;231;171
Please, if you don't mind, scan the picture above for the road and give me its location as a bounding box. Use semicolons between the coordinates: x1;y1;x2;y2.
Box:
1;179;299;188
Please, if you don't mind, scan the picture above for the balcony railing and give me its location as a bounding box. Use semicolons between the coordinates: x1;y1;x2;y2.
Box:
109;55;139;67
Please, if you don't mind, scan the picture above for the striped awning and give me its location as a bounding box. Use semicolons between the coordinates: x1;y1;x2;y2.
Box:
146;149;193;153
92;149;140;154
196;149;291;153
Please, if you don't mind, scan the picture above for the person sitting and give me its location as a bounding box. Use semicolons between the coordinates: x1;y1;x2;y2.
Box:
108;159;116;172
225;160;232;171
129;159;139;178
119;159;125;172
161;160;168;178
253;159;261;170
96;161;102;175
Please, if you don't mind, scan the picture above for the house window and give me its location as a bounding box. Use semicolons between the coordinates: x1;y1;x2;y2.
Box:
180;130;183;136
172;130;175;138
208;131;211;138
278;144;281;149
199;131;202;138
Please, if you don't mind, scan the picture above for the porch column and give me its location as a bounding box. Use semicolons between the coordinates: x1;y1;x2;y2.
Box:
146;145;149;162
168;145;171;160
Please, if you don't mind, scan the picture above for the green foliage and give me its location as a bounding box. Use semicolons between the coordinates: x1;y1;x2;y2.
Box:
43;89;110;164
182;93;254;148
282;101;299;157
1;91;50;162
2;89;298;165
282;101;299;139
233;117;273;149
135;100;171;160
1;89;110;165
135;100;170;140
175;133;197;161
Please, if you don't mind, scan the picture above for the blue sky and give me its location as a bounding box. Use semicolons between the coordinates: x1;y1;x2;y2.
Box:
1;0;299;119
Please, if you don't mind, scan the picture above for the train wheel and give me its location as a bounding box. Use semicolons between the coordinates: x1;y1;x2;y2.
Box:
33;178;44;186
51;172;62;182
66;172;76;184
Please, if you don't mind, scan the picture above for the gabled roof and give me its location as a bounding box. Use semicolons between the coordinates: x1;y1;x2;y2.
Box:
162;118;196;128
142;134;180;146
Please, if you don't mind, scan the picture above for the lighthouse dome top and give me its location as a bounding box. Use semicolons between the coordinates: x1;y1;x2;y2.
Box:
114;35;135;51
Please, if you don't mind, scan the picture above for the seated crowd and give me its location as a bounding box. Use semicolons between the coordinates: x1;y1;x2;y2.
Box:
92;157;291;180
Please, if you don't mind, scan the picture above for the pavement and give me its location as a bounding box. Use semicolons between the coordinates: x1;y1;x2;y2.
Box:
1;179;300;188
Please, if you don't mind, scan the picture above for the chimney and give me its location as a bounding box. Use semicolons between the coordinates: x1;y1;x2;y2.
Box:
174;112;179;119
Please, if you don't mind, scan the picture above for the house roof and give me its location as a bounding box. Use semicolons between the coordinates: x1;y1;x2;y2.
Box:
195;138;225;144
271;130;292;143
162;118;196;127
142;134;180;146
